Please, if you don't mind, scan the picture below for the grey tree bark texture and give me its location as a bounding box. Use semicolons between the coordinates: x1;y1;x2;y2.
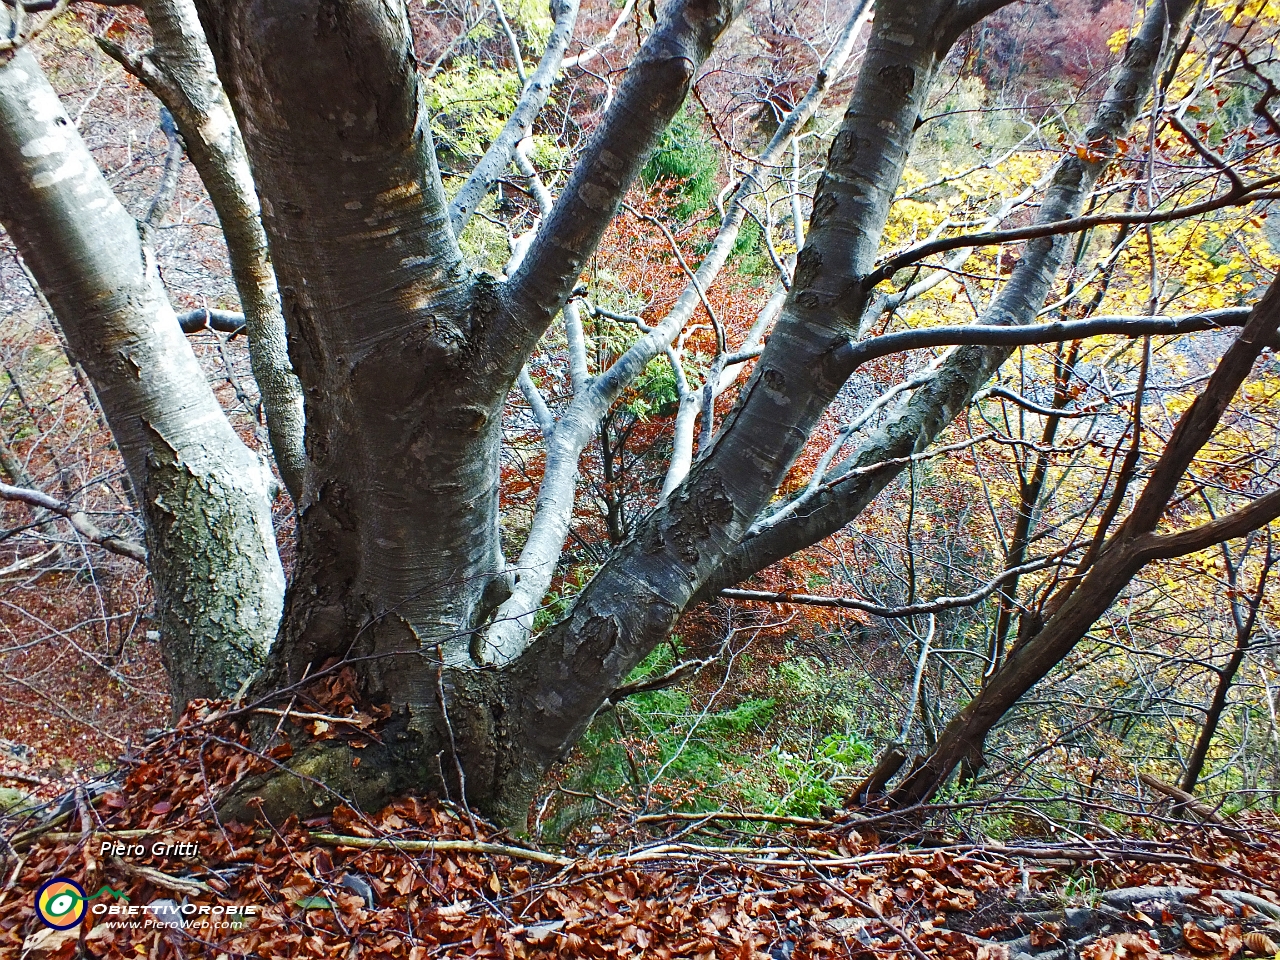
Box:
100;0;310;504
2;0;1278;829
0;32;285;709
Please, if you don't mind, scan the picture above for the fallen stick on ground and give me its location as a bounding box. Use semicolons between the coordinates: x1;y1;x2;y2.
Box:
17;829;573;868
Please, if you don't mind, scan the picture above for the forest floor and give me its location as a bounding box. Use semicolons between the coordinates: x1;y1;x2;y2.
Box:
1;698;1279;960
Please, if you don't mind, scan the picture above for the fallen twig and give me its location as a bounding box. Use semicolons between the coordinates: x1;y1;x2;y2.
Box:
634;810;832;828
307;832;573;867
108;857;211;896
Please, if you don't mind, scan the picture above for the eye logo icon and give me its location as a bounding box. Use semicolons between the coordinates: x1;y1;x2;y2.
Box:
35;878;87;929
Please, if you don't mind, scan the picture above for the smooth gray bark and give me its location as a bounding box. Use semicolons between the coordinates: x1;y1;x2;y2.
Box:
496;0;744;368
0;37;284;708
101;0;309;503
448;0;579;236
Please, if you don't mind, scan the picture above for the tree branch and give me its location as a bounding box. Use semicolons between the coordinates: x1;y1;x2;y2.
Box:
886;273;1280;807
719;554;1063;619
502;0;972;798
112;0;309;501
498;0;742;360
695;0;1203;600
562;0;634;69
1136;487;1280;563
864;179;1280;289
448;0;579;235
0;28;285;706
478;0;868;664
835;307;1257;371
0;482;146;562
176;307;245;334
142;108;183;228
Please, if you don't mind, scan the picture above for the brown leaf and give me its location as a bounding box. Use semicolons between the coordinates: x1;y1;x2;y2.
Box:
1083;932;1162;960
1185;921;1225;954
1031;922;1064;948
1244;931;1280;957
1221;924;1244;958
20;925;81;958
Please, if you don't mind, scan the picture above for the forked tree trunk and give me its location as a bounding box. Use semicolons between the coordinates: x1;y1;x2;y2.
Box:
195;0;741;824
215;0;969;826
197;0;509;687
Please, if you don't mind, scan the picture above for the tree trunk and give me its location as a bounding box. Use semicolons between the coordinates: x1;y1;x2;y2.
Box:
1182;648;1250;795
0;35;285;708
104;0;310;503
211;0;966;826
196;0;513;684
187;0;742;825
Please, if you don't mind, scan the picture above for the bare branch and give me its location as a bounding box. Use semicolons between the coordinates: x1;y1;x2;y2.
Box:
1167;111;1244;193
114;0;308;501
562;0;634;69
176;307;245;334
1137;487;1280;563
836;307;1257;371
518;366;554;438
888;274;1280;807
0;482;146;562
697;0;1219;600
976;384;1103;418
720;555;1063;618
478;2;871;662
864;179;1280;289
499;0;743;356
142;107;183;228
448;0;579;235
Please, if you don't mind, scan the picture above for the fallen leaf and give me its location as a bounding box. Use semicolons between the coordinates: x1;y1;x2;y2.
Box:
1185;921;1224;954
1031;922;1064;947
1244;931;1280;957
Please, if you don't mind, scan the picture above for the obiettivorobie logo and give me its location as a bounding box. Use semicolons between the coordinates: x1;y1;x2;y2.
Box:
33;874;261;933
35;878;129;929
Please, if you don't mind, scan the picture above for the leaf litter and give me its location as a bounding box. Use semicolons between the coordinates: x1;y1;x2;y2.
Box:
1;696;1277;960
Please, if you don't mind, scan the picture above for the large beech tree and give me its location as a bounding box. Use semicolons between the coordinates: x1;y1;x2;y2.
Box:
2;0;1279;826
